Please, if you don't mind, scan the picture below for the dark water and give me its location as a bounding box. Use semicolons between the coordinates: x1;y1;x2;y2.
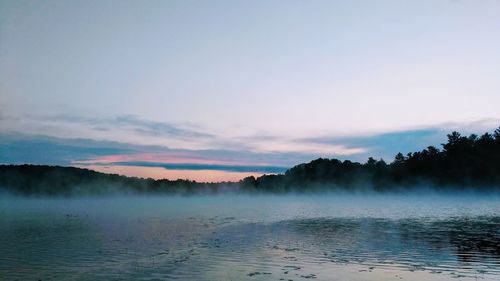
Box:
1;194;499;280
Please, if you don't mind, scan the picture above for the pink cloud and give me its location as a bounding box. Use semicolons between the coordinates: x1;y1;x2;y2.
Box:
76;152;250;166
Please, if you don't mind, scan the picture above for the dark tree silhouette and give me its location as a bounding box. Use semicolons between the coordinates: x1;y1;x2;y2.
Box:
242;127;500;192
1;127;500;196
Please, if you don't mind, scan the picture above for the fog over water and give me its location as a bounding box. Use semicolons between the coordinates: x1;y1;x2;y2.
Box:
1;193;499;281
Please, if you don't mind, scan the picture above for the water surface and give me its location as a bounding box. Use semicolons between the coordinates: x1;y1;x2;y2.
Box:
1;194;499;280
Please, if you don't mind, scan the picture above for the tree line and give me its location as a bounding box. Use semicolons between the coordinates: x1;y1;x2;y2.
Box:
241;127;500;192
1;127;499;196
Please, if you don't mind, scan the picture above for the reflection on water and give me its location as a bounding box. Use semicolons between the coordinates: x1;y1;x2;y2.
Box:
0;194;499;280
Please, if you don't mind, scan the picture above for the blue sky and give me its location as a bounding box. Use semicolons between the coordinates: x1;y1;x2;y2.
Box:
1;0;500;181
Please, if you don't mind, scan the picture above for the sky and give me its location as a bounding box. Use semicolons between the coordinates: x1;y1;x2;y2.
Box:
1;0;500;181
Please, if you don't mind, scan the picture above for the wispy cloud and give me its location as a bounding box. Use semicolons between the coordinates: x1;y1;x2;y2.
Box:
0;132;306;168
301;129;444;161
39;114;214;139
2;113;498;176
0;133;137;165
299;119;500;161
0;112;369;156
90;161;287;174
0;112;220;151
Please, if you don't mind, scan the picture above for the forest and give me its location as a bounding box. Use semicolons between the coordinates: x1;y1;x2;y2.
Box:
1;127;500;196
242;127;500;192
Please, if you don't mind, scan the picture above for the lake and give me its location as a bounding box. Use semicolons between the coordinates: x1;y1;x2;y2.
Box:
1;194;499;280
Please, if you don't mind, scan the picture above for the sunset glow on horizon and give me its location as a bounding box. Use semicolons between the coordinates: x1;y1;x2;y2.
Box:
79;165;265;182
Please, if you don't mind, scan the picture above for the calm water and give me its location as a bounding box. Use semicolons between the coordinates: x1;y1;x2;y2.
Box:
1;194;499;281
